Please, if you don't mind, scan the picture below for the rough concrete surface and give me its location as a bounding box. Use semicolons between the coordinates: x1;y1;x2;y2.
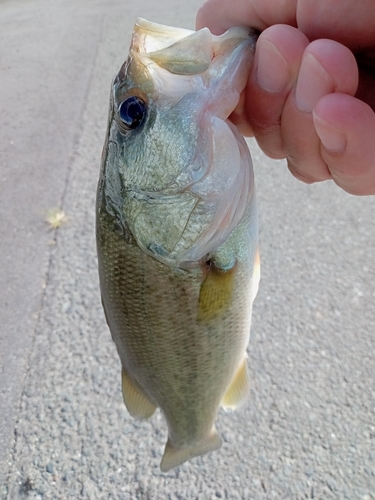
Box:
0;0;374;499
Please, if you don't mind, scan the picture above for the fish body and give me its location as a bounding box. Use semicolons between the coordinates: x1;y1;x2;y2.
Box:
96;18;259;471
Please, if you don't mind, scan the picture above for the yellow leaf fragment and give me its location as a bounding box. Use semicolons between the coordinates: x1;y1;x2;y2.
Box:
45;208;67;228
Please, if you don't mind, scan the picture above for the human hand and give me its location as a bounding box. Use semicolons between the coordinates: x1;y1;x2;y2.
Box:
197;0;375;195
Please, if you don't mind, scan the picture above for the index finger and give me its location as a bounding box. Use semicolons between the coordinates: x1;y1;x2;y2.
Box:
196;0;298;34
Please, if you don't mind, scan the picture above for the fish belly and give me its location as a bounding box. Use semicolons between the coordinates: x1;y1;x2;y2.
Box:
97;204;257;470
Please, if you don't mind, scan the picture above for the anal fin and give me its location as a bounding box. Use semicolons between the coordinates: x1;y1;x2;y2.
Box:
121;367;157;420
221;356;250;410
160;428;222;472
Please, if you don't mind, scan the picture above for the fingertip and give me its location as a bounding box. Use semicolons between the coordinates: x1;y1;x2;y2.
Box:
313;93;374;156
313;114;346;153
294;40;358;114
255;36;291;93
244;26;309;157
313;93;375;195
196;1;222;33
195;5;205;31
196;2;218;32
307;39;359;93
259;24;310;55
255;25;309;93
196;0;264;34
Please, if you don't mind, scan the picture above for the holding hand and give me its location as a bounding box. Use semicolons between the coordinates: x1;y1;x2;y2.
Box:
197;0;375;195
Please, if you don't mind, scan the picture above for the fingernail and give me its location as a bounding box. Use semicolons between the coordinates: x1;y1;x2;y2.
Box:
314;115;347;152
256;38;291;93
295;53;334;112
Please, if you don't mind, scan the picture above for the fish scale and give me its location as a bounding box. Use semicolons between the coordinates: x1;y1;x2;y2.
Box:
97;205;255;451
96;18;259;471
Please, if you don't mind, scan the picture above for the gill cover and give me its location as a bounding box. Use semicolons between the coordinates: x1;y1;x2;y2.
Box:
108;19;257;267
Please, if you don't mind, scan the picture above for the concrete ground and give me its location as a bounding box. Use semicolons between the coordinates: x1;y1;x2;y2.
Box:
0;0;374;498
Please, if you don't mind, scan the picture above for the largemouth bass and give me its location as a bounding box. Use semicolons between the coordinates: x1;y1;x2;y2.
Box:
96;18;259;472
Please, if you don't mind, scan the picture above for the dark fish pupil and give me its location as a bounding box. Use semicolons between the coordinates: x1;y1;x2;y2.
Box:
118;96;146;130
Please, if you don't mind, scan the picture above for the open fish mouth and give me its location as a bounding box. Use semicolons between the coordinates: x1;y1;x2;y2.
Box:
131;17;257;118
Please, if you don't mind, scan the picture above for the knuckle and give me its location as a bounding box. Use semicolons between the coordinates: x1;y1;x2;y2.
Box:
287;160;317;183
253;122;286;159
286;156;331;183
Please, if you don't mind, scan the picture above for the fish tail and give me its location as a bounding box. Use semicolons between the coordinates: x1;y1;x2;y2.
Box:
160;428;222;472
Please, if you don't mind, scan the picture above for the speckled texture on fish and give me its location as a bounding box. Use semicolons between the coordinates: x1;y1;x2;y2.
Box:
97;203;255;447
96;17;258;467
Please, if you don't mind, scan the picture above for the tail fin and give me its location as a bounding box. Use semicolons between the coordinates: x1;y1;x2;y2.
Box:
160;428;222;472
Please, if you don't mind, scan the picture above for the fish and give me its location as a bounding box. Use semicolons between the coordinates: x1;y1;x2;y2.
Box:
96;17;259;472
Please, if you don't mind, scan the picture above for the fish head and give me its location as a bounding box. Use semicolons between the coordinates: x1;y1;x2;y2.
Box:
99;18;257;267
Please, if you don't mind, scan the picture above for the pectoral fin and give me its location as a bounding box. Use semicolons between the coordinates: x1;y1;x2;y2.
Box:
221;357;250;410
121;367;157;420
198;261;236;321
160;428;222;472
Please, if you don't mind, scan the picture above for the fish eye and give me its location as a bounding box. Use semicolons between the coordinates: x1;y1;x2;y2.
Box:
118;96;146;130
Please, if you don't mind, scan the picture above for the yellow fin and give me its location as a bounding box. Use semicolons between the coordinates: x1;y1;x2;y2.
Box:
160;428;222;472
198;262;236;321
221;357;250;410
252;249;261;300
121;367;157;420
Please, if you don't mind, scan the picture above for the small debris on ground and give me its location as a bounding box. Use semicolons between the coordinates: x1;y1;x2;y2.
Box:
45;208;67;228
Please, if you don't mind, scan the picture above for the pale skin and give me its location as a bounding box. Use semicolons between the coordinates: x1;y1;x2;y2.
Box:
196;0;375;195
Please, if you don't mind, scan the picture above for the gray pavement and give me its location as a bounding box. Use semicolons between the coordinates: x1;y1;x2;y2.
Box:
0;0;374;498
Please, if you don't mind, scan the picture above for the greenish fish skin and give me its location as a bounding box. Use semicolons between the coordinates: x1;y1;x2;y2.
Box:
96;18;259;472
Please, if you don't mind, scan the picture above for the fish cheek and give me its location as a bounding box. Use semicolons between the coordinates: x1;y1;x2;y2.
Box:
197;260;237;322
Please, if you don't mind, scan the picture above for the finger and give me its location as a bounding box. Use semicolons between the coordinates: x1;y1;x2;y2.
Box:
355;50;375;111
296;0;375;50
313;93;375;195
281;39;359;183
229;88;254;137
196;0;297;34
239;25;309;155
